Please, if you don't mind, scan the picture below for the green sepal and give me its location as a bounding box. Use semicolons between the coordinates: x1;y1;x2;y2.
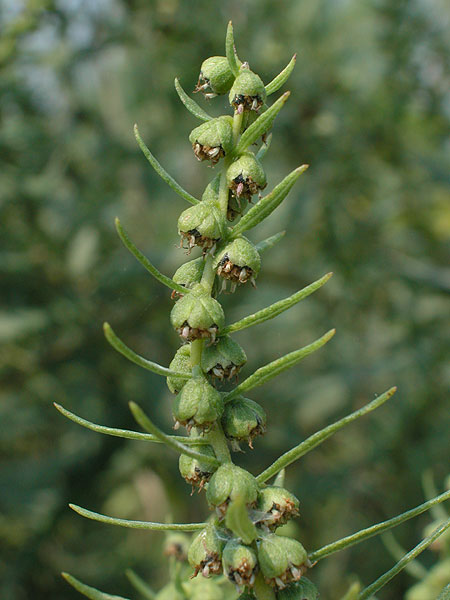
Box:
265;54;297;96
103;322;192;379
170;285;225;338
225;329;335;401
134;124;199;205
172;375;224;431
201;335;247;378
174;77;212;121
125;569;156;600
62;573;131;600
177;200;225;246
232;164;308;236
197;56;235;95
167;345;191;394
115;218;187;295
189;116;234;157
222;540;258;586
172;258;205;293
226;152;267;199
256;486;300;529
221;396;266;449
179;443;218;489
223;273;332;335
256;534;307;582
188;521;225;576
206;463;259;515
202;174;221;202
255;231;285;254
225;21;241;77
129;401;220;466
229;65;267;112
276;578;320;600
214;237;261;286
231;92;290;157
225;495;257;544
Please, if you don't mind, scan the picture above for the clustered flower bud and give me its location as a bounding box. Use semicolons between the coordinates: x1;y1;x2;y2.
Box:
167;345;191;394
201;335;247;380
229;63;266;113
172;257;205;299
188;521;224;578
173;374;223;432
226;152;267;201
177;201;222;253
257;534;308;589
214;238;261;290
195;56;235;97
179;443;217;491
222;396;266;450
206;463;258;518
256;486;300;529
189;116;233;164
170;284;225;342
163;532;190;562
222;540;258;587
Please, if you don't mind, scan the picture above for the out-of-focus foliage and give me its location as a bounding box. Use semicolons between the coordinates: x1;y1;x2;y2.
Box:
1;1;448;599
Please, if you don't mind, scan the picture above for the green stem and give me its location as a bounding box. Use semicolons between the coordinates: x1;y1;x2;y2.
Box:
200;254;216;293
232;109;244;144
207;421;232;463
190;339;204;368
253;573;276;600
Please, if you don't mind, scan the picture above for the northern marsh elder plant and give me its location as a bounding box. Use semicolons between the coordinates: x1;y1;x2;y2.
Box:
56;23;450;600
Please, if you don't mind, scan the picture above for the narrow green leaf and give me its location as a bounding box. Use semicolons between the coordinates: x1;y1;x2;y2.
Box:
381;532;427;579
255;230;285;254
225;495;257;544
358;517;450;600
225;329;335;402
223;273;332;335
53;403;208;445
256;133;272;160
62;573;131;600
232;164;308;235
134;124;199;205
174;78;212;122
226;21;240;76
69;504;206;531
308;488;450;563
339;582;361;600
265;54;297;96
232;92;290;157
129;401;220;466
257;387;397;484
103;323;191;379
437;584;450;600
125;569;156;600
115;218;187;294
273;469;286;488
422;469;448;521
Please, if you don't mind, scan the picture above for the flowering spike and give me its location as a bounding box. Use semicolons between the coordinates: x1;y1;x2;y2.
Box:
174;77;213;121
265;54;297;96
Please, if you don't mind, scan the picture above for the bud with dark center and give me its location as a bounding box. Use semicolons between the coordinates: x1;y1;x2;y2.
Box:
179;443;217;491
214;238;261;290
188;521;225;578
177;201;223;253
229;64;267;113
206;463;258;518
172;257;205;299
189;116;233;164
222;540;258;588
167;345;191;394
170;284;225;342
163;532;190;562
172;374;224;432
226;152;267;203
256;486;300;529
201;335;247;381
257;534;308;589
221;396;266;451
195;56;235;97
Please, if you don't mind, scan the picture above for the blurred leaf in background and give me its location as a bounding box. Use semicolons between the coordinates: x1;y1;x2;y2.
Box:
1;1;448;599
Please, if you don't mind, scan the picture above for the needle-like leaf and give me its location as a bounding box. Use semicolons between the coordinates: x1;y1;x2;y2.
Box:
308;489;450;563
358;517;450;600
69;504;206;531
231;92;290;157
103;323;191;379
225;329;335;402
129;401;220;466
255;230;285;253
256;133;272;160
265;54;297;96
381;532;427;579
115;218;187;294
53;403;208;445
134;124;199;205
174;77;212;122
232;164;308;235
225;21;240;76
62;573;131;600
125;570;156;600
222;272;332;335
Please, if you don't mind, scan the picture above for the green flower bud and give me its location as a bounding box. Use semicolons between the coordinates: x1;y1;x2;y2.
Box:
170;285;225;342
163;532;190;562
179;443;217;491
206;463;258;518
226;153;267;201
167;345;191;394
201;335;247;381
183;576;227;600
202;174;221;203
222;540;257;588
195;56;235;97
229;64;266;113
172;257;205;299
178;201;223;253
222;396;266;451
277;578;320;600
189;116;233;164
256;486;299;529
173;375;224;432
257;534;308;589
214;238;261;290
188;521;225;577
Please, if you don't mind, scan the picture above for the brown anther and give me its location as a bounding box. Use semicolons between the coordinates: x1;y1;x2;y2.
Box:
226;557;257;588
192;141;225;164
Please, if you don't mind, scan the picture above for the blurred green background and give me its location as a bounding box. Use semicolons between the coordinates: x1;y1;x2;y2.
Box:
1;0;449;598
